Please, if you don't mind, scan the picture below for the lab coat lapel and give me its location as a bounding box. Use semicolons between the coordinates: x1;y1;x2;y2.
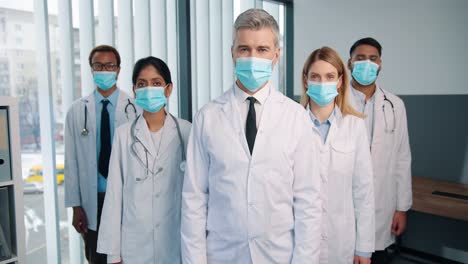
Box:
83;92;97;138
133;115;157;165
371;86;385;151
115;92;129;125
325;107;343;145
158;114;178;157
220;88;251;158
250;89;284;158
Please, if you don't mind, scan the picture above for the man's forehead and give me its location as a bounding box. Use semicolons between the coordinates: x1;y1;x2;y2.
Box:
353;44;380;56
92;51;117;62
234;29;275;47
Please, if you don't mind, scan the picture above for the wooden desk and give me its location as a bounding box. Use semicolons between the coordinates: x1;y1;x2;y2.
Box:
412;176;468;221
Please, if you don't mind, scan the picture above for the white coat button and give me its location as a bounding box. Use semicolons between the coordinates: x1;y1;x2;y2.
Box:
155;193;160;198
155;223;160;228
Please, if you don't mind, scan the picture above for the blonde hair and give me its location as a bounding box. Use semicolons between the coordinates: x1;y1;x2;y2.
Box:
300;46;365;118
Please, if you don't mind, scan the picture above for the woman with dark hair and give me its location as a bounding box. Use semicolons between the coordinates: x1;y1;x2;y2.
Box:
96;56;191;263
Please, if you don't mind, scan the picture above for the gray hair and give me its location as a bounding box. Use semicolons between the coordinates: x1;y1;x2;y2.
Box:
233;8;280;48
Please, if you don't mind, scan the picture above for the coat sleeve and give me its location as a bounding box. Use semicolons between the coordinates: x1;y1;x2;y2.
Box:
291;111;322;263
181;112;209;264
353;119;375;253
97;128;124;262
64;106;81;208
395;103;412;211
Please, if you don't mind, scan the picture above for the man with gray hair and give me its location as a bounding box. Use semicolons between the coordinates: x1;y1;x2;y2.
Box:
181;9;322;263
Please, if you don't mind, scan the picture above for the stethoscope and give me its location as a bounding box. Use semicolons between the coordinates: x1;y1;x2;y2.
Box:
81;98;137;136
380;88;396;133
130;113;186;181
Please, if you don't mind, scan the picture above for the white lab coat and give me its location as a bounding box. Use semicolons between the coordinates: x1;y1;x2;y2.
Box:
310;106;375;264
349;86;412;250
97;113;191;263
64;90;140;230
181;86;322;264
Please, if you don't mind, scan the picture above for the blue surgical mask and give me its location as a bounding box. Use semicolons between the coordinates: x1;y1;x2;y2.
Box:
306;81;339;106
93;71;117;90
135;86;168;113
235;57;273;92
351;60;379;86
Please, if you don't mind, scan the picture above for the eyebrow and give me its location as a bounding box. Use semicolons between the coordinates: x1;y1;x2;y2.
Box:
356;54;379;58
137;77;163;82
309;71;337;76
92;61;115;64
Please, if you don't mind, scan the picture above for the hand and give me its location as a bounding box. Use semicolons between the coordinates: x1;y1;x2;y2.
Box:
354;255;371;264
72;206;88;233
391;210;407;236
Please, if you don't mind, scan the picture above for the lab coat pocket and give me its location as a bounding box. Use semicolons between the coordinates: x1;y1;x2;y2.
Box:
330;142;355;174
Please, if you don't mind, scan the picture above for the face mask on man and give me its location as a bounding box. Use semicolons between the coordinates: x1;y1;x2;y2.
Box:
351;60;379;86
93;71;117;90
135;86;168;113
235;57;273;92
306;81;339;106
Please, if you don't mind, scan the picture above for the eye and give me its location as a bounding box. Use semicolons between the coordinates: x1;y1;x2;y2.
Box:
136;81;145;87
259;48;268;53
309;74;320;82
153;81;162;86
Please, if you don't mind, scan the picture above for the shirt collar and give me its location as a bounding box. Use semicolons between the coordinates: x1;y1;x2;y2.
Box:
307;104;336;126
94;88;119;106
234;81;271;105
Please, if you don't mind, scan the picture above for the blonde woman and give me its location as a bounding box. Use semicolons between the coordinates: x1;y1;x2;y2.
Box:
301;47;375;264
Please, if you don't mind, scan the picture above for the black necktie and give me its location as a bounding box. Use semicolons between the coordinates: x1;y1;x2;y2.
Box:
98;100;111;178
246;97;257;154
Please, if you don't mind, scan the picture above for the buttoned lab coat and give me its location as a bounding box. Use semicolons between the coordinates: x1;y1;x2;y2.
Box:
64;91;139;230
181;86;322;264
349;87;412;250
313;107;375;264
97;114;191;263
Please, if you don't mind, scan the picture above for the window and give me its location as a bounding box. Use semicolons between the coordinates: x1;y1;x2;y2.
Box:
190;0;290;114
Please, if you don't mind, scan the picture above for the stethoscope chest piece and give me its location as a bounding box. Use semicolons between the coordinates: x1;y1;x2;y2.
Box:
81;128;89;136
180;160;186;172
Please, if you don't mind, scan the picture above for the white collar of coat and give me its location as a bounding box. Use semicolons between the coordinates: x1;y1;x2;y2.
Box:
233;81;271;106
82;88;131;108
215;83;286;105
350;83;385;105
133;111;176;157
306;103;344;128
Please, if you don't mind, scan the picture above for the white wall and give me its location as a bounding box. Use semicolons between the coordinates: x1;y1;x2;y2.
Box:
294;0;468;96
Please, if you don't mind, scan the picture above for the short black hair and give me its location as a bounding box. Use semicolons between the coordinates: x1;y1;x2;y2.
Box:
88;45;121;66
349;37;382;57
132;56;172;85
